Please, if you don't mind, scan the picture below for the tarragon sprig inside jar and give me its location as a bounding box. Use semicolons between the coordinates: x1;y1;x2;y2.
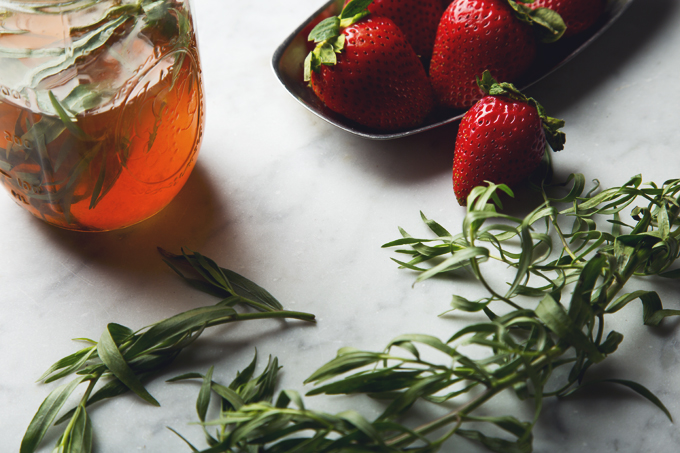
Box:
0;0;204;231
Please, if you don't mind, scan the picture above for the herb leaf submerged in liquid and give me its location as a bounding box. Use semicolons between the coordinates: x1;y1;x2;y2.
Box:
0;0;197;227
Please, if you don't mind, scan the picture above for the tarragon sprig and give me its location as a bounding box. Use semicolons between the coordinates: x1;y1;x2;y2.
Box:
170;173;680;452
20;249;315;453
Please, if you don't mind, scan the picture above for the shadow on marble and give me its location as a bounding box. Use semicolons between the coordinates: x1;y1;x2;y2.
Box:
31;162;228;280
167;320;318;374
336;121;460;184
537;372;669;423
529;0;678;113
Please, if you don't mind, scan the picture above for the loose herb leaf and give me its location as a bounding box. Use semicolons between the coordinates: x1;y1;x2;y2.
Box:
159;248;284;311
20;376;87;453
197;366;214;422
98;324;160;406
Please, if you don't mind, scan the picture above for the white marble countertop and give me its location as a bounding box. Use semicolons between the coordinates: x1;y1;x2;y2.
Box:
2;0;680;451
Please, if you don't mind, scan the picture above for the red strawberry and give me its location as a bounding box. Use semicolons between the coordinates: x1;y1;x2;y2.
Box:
343;0;445;62
452;71;565;205
429;0;565;110
530;0;605;38
305;0;433;131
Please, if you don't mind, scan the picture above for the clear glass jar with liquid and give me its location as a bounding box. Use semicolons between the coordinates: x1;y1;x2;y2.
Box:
0;0;204;231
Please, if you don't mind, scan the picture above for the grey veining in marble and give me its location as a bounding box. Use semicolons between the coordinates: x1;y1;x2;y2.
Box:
2;0;680;452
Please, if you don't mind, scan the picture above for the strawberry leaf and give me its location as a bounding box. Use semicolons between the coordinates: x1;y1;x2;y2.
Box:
530;7;567;43
507;0;566;43
307;16;340;43
304;36;345;82
303;52;313;82
332;34;345;52
317;42;338;66
340;0;373;20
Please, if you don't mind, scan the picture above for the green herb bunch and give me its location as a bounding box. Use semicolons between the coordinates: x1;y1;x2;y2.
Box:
20;250;315;453
21;172;680;453
169;173;680;452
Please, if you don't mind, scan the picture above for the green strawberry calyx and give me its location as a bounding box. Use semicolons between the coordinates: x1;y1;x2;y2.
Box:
477;70;566;152
303;0;373;82
508;0;566;43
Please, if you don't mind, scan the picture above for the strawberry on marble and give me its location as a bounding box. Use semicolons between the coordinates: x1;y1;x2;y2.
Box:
452;71;565;205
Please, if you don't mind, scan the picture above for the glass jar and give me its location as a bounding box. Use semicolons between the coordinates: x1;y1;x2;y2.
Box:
0;0;204;231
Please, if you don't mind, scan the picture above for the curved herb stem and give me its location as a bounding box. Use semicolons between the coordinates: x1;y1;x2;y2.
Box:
386;388;495;448
470;259;523;310
543;196;579;263
80;375;99;404
594;313;604;346
204;310;317;328
387;345;566;448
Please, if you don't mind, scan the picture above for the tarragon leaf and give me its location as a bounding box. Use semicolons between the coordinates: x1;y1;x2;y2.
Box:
389;334;458;358
61;84;110;113
125;305;237;359
39;346;97;384
305;349;390;385
48;91;89;140
25;15;131;88
142;0;168;22
0;27;28;36
464;415;531;439
98;325;160;406
20;376;87;453
640;291;680;326
231;351;259;391
449;295;489;312
457;428;531;453
572;379;672;422
337;411;384;446
535;295;604;363
167;426;199;452
306;368;421;396
415;247;489;283
197;366;214;422
61;405;93;453
159;248;283;311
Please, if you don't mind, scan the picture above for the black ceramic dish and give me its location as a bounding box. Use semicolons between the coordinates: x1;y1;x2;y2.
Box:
272;0;635;140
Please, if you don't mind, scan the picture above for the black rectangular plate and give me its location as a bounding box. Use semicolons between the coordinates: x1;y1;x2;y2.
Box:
272;0;635;140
